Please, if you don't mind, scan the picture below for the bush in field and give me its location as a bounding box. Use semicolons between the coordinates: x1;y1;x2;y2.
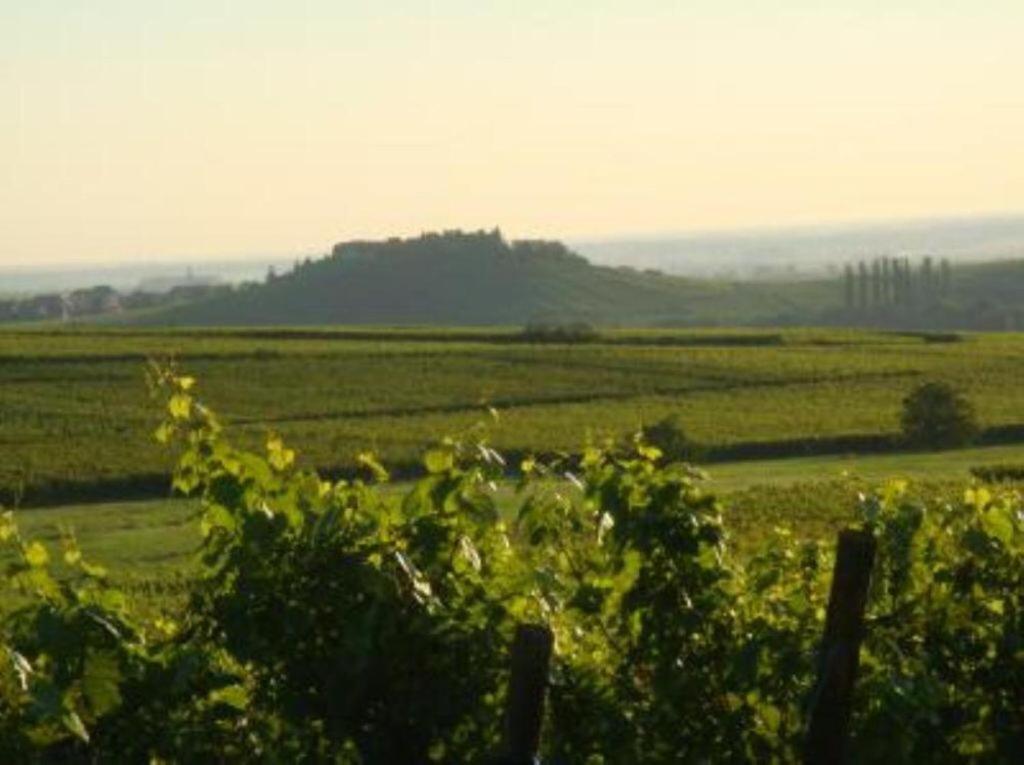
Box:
900;381;978;449
0;368;1022;762
640;414;704;462
519;321;598;343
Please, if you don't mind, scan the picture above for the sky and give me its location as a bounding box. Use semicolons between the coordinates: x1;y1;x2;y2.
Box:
2;1;1023;266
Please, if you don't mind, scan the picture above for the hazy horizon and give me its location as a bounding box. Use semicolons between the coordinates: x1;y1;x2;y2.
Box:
0;211;1020;273
5;212;1024;294
4;1;1024;266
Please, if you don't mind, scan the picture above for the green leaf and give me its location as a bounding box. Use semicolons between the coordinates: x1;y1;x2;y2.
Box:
63;710;90;743
357;452;389;483
82;649;123;717
23;541;49;568
200;504;238;537
267;435;295;471
81;560;108;579
209;683;249;711
172;472;200;495
424;448;454;474
637;443;663;462
982;505;1014;546
9;650;32;690
0;510;17;542
966;486;992;510
153;423;173;444
458;535;482;572
168;393;192;420
759;703;782;733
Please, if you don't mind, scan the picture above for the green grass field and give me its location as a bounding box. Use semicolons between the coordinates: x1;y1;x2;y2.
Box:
4;326;1024;507
10;440;1022;589
706;442;1024;489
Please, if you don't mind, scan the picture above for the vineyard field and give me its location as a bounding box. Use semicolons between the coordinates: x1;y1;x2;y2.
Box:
4;326;1024;505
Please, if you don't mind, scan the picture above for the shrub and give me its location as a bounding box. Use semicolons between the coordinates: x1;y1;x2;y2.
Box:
900;381;978;449
640;415;704;461
519;321;598;343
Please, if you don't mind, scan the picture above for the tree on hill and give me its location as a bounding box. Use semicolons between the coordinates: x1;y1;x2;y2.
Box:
940;258;953;295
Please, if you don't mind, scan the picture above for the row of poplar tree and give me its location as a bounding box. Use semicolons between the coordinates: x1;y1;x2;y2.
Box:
843;256;953;312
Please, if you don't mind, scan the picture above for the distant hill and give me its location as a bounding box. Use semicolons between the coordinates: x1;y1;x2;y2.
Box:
139;230;831;327
118;229;1024;330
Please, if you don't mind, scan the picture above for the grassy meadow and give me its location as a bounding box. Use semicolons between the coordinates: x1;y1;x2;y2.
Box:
7;423;1024;593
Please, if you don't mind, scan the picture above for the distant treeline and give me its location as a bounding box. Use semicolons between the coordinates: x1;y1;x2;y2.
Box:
842;256;953;313
832;256;1024;330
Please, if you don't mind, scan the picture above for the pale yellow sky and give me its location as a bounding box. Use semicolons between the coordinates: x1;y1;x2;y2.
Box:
2;1;1023;265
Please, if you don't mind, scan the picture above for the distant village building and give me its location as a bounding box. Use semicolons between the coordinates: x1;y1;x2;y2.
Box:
68;286;121;316
25;294;69;321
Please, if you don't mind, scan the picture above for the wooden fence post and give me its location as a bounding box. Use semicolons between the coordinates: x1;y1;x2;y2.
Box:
804;528;876;765
501;623;554;765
